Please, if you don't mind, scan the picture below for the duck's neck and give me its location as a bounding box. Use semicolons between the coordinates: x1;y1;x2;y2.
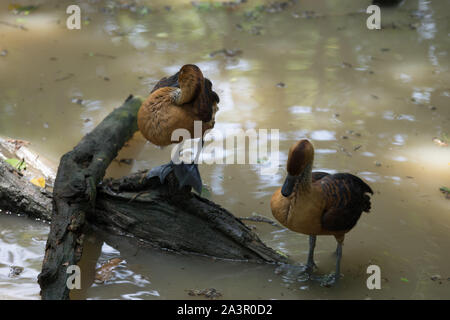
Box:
293;163;313;195
174;78;202;105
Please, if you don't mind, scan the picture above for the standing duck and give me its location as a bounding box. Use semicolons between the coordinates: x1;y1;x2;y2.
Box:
271;139;373;284
138;64;219;193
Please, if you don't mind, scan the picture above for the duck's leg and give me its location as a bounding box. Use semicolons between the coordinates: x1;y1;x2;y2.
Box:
334;241;343;283
319;239;343;287
306;235;317;272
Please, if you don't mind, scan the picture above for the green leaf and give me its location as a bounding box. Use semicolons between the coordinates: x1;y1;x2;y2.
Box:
400;277;409;282
275;250;289;258
440;186;450;193
5;158;27;171
201;185;211;198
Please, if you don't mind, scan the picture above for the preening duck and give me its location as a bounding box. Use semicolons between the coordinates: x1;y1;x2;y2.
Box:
138;64;219;193
271;139;373;284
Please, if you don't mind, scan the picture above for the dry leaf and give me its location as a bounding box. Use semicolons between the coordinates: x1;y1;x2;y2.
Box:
30;177;45;188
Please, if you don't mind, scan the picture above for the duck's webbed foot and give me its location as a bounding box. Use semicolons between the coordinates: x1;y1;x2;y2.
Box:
146;161;203;194
146;161;175;183
319;273;341;287
172;162;202;194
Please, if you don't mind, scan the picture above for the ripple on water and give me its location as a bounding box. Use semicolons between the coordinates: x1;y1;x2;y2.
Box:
0;214;49;300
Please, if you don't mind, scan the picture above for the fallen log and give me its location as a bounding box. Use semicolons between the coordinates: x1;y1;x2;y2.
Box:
15;94;287;300
0;159;52;221
37;95;143;300
93;171;285;262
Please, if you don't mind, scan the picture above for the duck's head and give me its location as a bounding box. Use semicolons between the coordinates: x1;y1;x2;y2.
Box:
281;139;314;197
178;64;203;86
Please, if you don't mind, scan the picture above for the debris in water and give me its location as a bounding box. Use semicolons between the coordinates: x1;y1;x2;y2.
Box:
209;48;243;58
439;187;450;199
432;137;448;147
0;49;8;57
72;98;83;105
186;288;222;299
430;275;441;281
374;161;382;167
55;73;74;82
9;266;24;277
342;62;353;68
115;158;133;165
238;212;282;228
276;82;286;88
95;258;123;283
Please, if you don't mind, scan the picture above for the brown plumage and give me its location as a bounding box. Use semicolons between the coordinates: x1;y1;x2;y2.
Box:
138;64;219;146
270;139;373;284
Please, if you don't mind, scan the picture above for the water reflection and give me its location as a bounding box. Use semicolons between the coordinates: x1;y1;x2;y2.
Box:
0;0;449;300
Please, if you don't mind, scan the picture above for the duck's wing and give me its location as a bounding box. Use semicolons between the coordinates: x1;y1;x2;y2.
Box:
150;72;180;93
312;171;330;182
318;173;373;231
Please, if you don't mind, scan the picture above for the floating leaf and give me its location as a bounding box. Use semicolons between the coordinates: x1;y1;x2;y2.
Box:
400;277;409;282
5;158;27;171
30;177;45;188
156;32;168;38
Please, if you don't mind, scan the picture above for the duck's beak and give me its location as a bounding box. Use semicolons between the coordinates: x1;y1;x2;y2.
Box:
281;174;296;197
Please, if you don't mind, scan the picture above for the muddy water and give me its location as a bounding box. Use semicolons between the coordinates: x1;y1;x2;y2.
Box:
1;0;449;299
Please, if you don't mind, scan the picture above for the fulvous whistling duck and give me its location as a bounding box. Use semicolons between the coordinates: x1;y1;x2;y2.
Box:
137;64;219;194
271;139;373;284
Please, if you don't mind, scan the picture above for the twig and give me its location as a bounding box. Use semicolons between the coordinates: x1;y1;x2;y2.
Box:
238;214;282;228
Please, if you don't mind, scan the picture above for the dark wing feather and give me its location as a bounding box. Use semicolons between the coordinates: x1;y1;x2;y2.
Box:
319;173;373;231
150;72;180;93
312;171;330;182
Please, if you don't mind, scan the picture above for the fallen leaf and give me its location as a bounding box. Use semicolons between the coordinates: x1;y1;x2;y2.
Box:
95;258;123;283
5;158;27;171
30;177;46;188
